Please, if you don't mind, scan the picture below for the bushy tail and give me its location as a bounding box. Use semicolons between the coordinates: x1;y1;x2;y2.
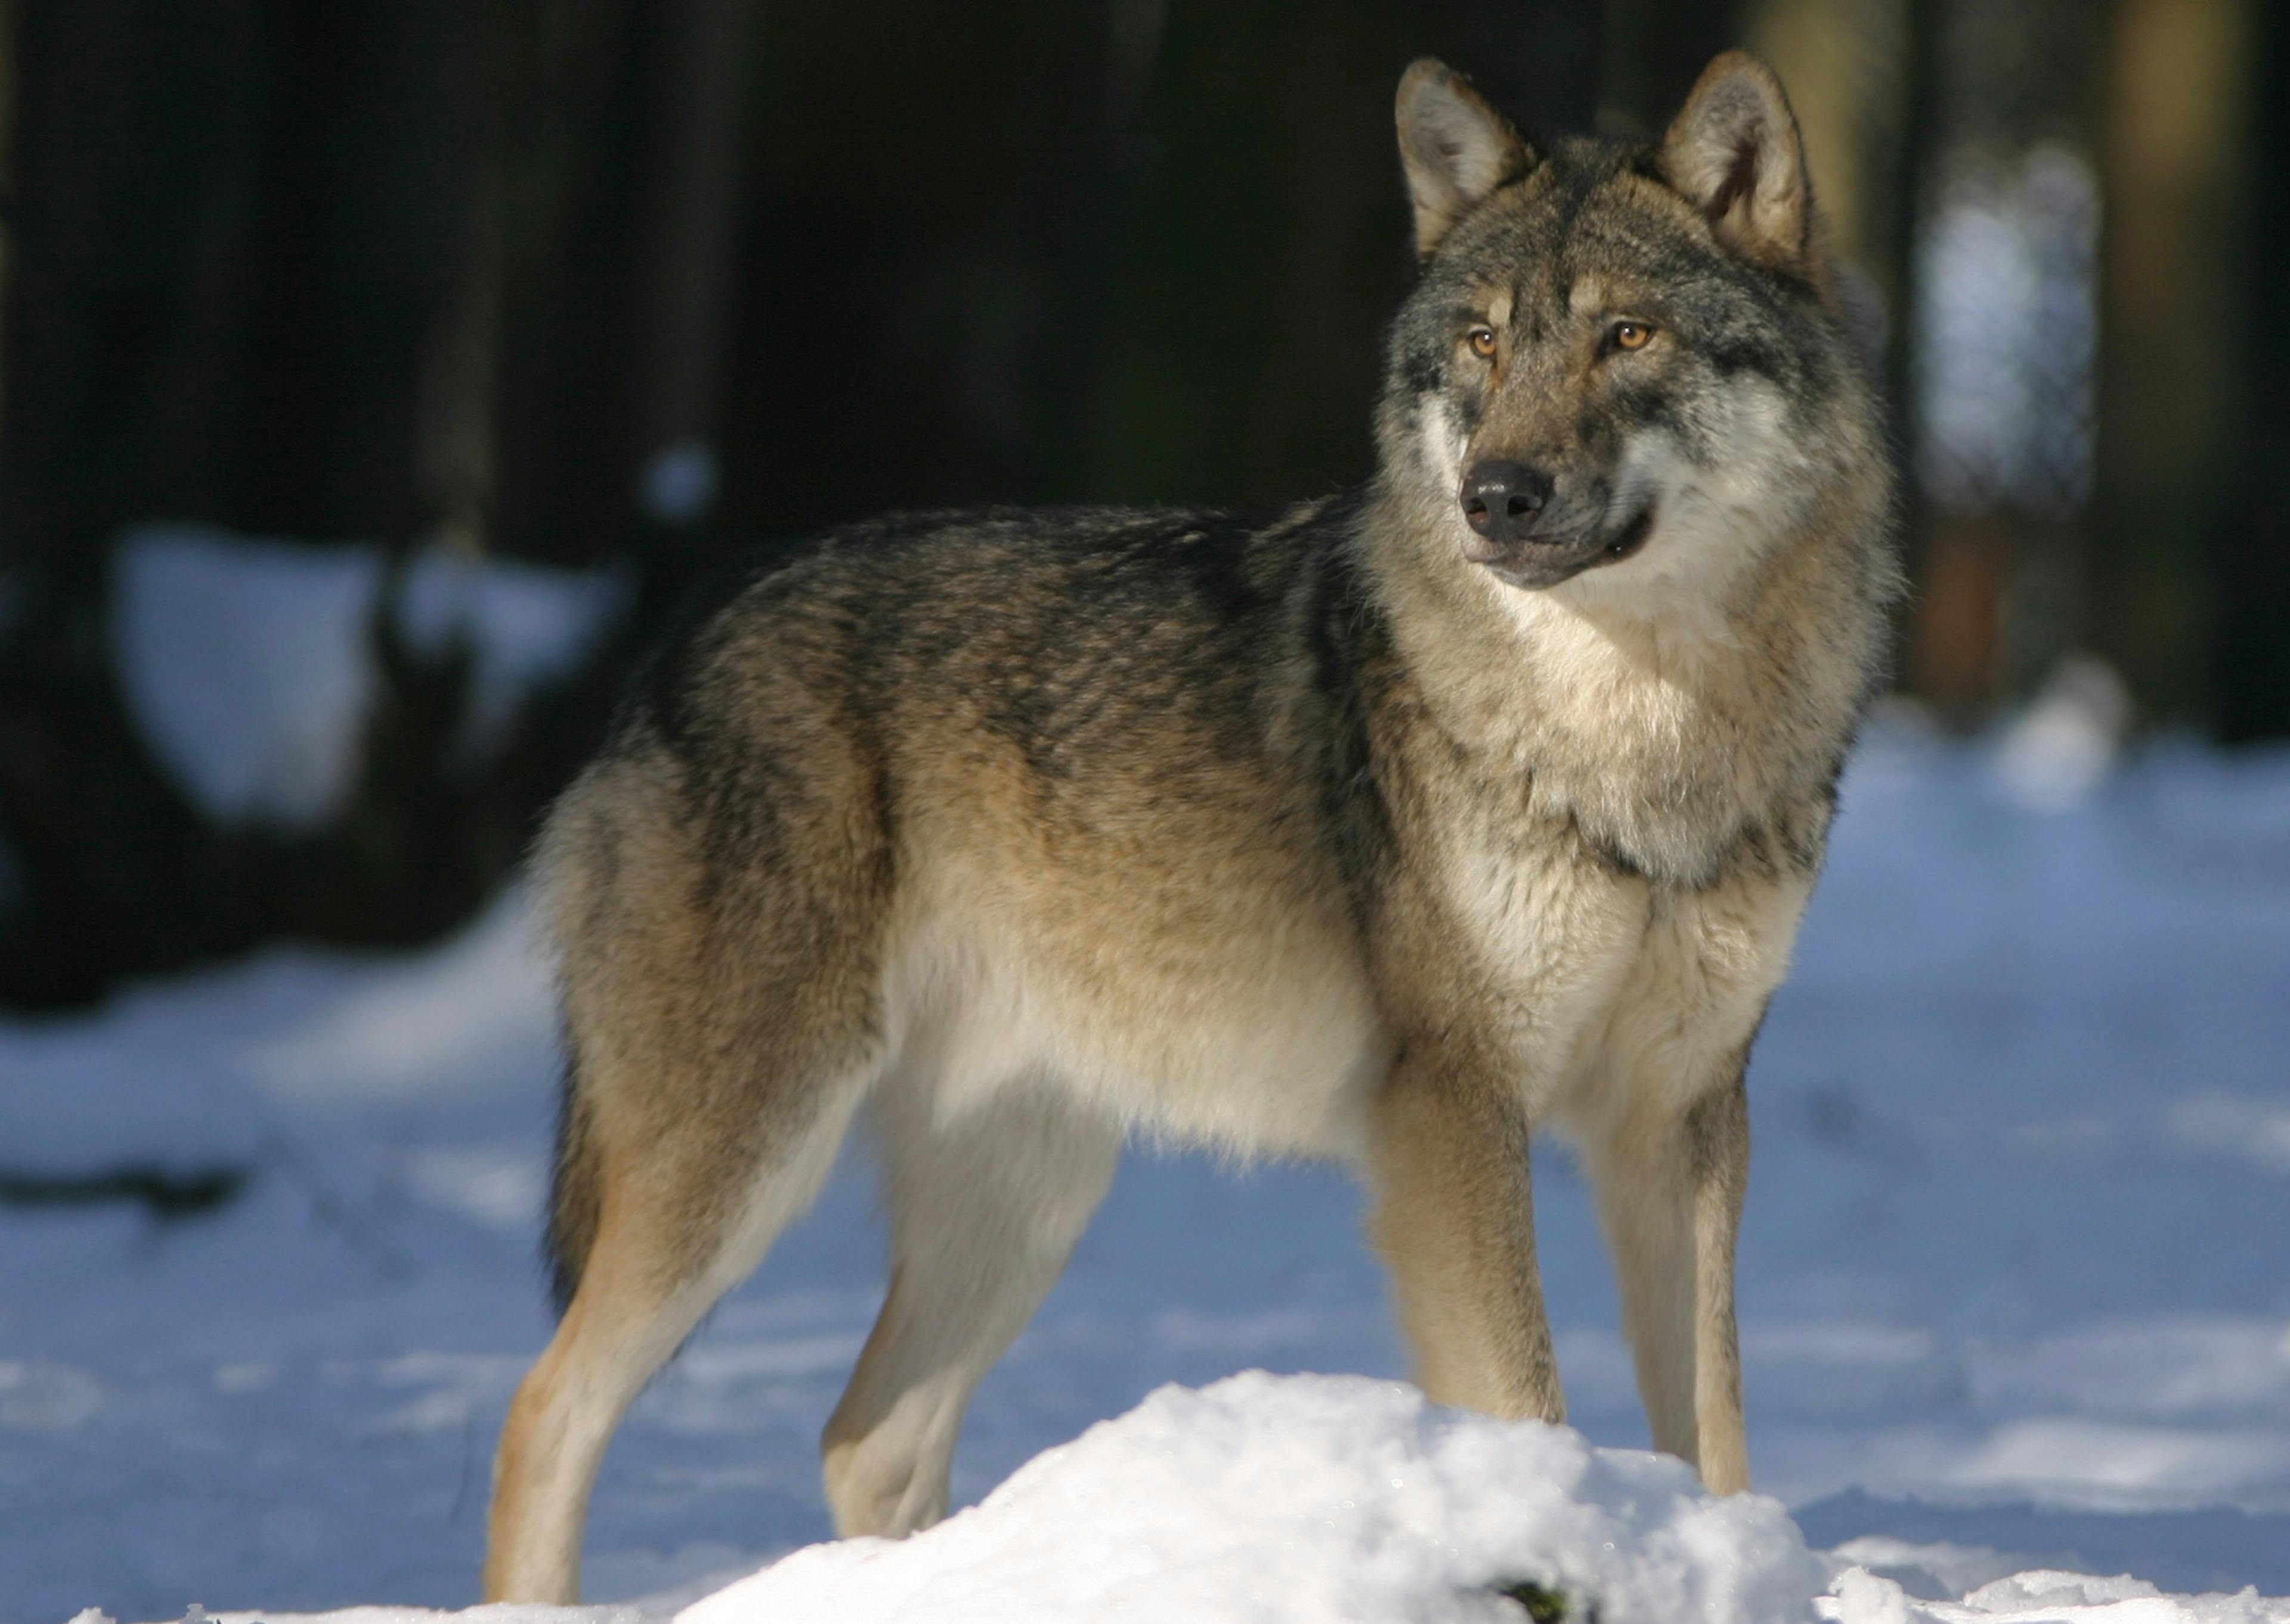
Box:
543;1057;603;1317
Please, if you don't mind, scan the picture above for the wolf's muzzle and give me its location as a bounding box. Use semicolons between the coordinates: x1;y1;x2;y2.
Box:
1465;495;1656;591
1459;460;1555;548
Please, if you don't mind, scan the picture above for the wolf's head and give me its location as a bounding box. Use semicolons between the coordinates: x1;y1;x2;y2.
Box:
1374;53;1884;618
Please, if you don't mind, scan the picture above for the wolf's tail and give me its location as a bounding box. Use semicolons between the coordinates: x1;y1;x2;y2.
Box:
542;1055;603;1317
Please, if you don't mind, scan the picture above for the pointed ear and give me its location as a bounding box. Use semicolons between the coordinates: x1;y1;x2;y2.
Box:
1659;52;1813;270
1396;59;1530;259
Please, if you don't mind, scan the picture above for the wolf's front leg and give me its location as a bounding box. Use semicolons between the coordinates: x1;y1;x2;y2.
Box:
1365;1046;1564;1424
1578;1072;1750;1493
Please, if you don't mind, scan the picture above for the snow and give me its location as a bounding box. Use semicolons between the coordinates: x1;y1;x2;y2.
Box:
110;525;629;828
681;1374;1828;1623
636;444;721;527
1992;656;2132;813
3;712;2288;1623
112;527;377;826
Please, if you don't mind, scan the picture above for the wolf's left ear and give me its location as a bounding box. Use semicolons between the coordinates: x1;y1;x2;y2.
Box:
1660;52;1812;271
1397;59;1531;258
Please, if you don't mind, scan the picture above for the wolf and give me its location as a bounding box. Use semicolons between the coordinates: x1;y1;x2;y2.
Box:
484;50;1897;1602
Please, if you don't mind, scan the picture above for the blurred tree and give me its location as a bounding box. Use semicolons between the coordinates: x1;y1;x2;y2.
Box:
1741;0;1930;695
629;0;752;539
1741;0;1907;289
1087;0;1443;505
2213;0;2290;742
705;0;1120;535
1599;0;1734;137
2090;0;2251;724
1913;1;2103;714
1084;0;1620;507
705;0;1627;525
487;0;753;569
0;0;620;1005
0;0;269;1002
0;0;14;390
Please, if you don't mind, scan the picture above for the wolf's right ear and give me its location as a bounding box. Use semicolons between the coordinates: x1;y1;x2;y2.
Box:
1397;60;1530;259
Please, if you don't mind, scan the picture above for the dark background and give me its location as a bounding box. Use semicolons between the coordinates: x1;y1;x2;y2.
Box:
0;0;2282;1008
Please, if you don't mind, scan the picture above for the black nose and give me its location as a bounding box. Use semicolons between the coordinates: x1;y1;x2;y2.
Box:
1459;460;1555;546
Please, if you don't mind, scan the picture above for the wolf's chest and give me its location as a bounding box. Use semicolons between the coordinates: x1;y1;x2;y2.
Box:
1435;816;1811;1117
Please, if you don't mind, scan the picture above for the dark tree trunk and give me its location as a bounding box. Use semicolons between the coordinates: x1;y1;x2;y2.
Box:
1598;0;1738;138
2214;0;2290;742
2088;0;2249;724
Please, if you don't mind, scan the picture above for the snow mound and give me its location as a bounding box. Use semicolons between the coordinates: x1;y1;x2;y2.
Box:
111;523;627;828
113;526;378;826
677;1371;1829;1624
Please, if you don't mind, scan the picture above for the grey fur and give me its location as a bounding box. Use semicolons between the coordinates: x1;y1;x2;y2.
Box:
485;50;1898;1603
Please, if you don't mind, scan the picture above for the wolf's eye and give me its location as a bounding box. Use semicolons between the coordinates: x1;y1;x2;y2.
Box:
1609;320;1655;352
1466;326;1498;360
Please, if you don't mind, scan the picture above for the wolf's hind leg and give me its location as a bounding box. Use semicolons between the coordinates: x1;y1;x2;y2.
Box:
1580;1074;1749;1493
822;1082;1121;1538
484;1054;872;1603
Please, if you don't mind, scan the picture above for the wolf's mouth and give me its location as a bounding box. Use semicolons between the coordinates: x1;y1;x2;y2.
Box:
1475;500;1655;590
1599;501;1655;563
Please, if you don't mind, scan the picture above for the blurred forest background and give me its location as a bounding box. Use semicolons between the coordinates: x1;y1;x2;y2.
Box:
0;0;2281;1009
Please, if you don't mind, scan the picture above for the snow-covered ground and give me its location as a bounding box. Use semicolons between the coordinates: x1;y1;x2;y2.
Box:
110;525;628;828
5;709;2289;1622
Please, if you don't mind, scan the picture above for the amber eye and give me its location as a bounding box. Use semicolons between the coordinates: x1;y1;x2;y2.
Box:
1610;320;1654;352
1467;326;1498;360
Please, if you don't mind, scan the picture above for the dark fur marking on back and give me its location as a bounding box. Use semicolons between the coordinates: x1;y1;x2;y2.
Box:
1300;501;1394;913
